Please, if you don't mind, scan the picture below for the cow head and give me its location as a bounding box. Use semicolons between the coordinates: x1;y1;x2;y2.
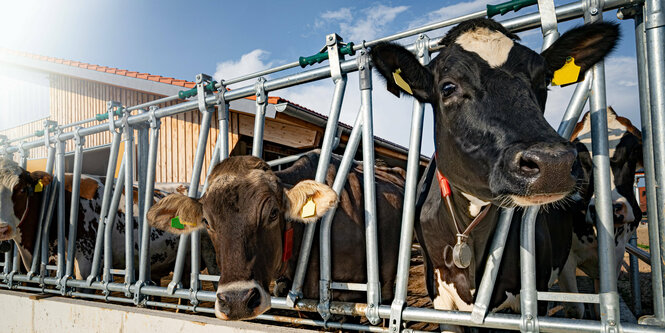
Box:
147;155;338;320
0;159;52;242
371;18;619;207
571;107;643;226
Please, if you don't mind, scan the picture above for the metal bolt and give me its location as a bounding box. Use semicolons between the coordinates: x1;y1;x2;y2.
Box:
360;50;365;55
359;65;365;70
590;7;599;15
609;320;616;326
328;36;333;41
526;314;533;320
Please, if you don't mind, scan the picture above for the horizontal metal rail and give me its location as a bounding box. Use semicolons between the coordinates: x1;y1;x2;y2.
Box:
626;243;652;264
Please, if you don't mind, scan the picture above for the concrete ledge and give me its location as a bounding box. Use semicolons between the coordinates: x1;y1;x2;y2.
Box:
0;289;312;333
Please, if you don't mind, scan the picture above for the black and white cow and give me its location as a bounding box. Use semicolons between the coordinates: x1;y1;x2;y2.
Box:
371;18;618;331
559;107;643;318
0;158;186;282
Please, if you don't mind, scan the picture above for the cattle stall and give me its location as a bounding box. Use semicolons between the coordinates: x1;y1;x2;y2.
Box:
0;0;664;331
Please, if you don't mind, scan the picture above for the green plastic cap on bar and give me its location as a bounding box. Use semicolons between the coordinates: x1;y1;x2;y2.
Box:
487;0;537;18
95;108;124;121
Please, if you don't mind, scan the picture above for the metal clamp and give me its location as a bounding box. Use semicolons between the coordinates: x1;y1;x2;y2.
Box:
148;106;161;129
196;73;214;114
120;108;131;141
107;101;123;134
326;33;345;82
18;142;29;161
73;126;86;148
43;120;58;150
254;77;267;105
357;48;372;91
133;280;146;306
215;81;230;121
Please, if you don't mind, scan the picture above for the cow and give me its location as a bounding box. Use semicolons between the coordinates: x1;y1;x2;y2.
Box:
0;157;186;283
146;150;405;320
370;18;618;332
559;107;643;318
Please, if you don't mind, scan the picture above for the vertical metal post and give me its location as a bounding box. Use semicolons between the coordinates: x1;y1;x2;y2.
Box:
55;133;66;286
629;233;642;316
558;74;592;139
123;111;136;290
586;1;621;329
389;34;429;332
252;77;267;157
633;4;665;323
356;49;381;325
138;107;160;290
103;157;125;284
39;122;58;280
136;110;149;256
28;141;56;277
643;0;665;321
288;34;350;311
520;207;540;333
86;130;123;286
64;127;85;280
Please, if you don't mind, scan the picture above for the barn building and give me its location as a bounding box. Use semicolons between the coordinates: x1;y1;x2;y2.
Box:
0;48;423;181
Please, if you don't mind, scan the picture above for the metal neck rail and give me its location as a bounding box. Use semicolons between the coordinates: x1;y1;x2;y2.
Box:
1;0;664;332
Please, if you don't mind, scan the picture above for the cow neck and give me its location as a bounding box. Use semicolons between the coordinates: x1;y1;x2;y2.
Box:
433;154;490;242
16;189;45;270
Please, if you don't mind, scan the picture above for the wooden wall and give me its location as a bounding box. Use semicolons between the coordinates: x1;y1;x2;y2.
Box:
0;74;325;183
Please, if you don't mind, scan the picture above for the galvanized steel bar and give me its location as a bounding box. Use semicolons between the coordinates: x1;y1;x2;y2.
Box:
28;145;55;277
64;128;85;279
388;33;430;333
629;233;643;316
633;4;665;322
104;158;126;283
136;110;150;259
86;129;122;286
471;208;515;324
520;206;540;333
55;138;66;283
122;113;136;288
252;77;267;157
586;1;621;329
558;73;592;139
644;0;665;321
138;107;161;286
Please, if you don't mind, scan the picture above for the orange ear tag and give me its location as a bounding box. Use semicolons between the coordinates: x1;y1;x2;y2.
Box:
301;198;317;219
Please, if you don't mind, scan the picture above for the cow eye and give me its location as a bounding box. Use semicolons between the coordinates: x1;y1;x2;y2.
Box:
442;82;457;97
269;208;279;221
201;218;210;228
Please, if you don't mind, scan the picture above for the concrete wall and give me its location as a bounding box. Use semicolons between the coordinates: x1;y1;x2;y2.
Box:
0;290;312;333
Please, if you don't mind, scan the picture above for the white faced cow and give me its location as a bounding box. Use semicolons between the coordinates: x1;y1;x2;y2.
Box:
559;107;643;318
371;18;618;332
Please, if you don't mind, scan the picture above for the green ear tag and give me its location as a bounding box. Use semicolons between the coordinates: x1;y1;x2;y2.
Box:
34;180;43;193
552;56;581;86
171;216;185;229
392;68;413;95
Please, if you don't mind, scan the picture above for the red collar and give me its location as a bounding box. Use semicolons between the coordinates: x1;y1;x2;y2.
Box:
282;227;294;262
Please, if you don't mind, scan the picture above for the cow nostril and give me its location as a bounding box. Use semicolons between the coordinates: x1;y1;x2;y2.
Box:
217;293;229;312
518;154;540;176
246;288;262;310
613;203;624;214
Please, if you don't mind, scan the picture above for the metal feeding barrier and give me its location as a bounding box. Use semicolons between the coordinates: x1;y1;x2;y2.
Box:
0;0;664;331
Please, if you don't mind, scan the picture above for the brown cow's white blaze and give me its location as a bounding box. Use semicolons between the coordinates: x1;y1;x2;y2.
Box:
455;27;514;68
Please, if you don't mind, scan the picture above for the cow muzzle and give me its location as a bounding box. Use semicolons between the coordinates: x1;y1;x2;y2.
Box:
503;143;577;206
0;222;13;241
215;280;270;320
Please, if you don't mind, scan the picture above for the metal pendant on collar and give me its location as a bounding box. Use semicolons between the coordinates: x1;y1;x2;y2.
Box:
453;234;472;269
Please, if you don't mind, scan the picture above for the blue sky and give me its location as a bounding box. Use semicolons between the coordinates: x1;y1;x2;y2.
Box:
0;0;641;154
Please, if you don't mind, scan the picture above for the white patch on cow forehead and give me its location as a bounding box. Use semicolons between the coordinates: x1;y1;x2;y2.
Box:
455;27;514;68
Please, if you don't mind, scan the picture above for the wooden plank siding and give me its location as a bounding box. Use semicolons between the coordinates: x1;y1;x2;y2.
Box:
1;74;325;183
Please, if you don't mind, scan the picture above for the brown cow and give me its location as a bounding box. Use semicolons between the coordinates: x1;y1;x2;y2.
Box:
147;150;405;320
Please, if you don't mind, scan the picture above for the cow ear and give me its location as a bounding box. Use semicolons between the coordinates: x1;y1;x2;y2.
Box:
29;171;52;187
370;42;433;102
541;22;619;85
147;193;204;235
284;180;338;223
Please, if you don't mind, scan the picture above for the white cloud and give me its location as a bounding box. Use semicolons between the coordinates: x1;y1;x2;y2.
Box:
409;0;492;29
544;56;641;130
213;49;273;86
318;5;409;42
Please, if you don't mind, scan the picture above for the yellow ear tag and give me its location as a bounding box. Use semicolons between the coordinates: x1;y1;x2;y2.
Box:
392;68;413;95
181;220;197;227
34;180;43;193
301;198;317;219
551;56;581;86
